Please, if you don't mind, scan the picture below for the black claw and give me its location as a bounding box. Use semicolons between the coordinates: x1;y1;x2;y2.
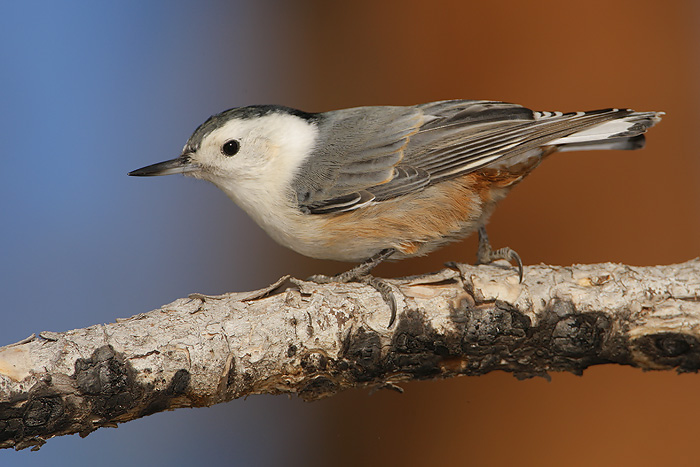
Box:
510;250;523;283
388;294;397;327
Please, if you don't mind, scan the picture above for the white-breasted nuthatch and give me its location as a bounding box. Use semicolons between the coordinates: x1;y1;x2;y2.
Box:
129;99;662;325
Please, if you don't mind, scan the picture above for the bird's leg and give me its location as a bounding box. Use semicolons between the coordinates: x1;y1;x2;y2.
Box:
476;226;523;282
308;248;399;326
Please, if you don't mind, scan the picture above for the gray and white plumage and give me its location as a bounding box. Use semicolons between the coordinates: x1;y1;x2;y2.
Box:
290;100;660;214
129;99;662;263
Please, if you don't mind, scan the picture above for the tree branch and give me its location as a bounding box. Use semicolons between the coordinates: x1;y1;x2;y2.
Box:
1;260;699;450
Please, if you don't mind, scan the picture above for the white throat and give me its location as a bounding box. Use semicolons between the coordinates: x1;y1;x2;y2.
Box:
205;113;318;246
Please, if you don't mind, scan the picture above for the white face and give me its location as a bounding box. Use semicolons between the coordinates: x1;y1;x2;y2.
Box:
186;112;318;199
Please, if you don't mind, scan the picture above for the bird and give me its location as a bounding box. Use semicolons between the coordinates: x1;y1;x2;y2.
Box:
129;99;663;325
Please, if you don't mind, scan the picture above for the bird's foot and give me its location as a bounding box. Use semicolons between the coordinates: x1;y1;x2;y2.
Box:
308;248;399;327
476;226;523;282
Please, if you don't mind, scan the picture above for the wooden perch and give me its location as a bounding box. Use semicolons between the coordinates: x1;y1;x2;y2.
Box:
1;259;699;450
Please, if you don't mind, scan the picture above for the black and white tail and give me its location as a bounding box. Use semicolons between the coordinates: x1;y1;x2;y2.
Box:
540;109;664;152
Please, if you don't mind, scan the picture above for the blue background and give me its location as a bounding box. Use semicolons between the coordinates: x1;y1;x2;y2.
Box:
2;2;328;465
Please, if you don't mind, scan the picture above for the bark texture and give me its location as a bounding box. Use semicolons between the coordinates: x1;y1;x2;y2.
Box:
1;260;699;450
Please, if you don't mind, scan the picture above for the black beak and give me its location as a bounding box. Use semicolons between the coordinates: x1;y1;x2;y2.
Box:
128;155;196;177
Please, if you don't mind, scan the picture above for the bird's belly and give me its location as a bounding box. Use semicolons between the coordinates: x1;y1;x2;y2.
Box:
285;173;517;263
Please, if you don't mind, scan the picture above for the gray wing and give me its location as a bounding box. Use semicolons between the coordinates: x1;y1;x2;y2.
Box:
293;104;426;214
293;100;646;214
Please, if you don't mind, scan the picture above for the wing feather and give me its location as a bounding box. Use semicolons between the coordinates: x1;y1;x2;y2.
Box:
293;100;658;214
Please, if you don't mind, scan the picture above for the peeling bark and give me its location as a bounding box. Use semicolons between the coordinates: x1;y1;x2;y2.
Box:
1;260;698;450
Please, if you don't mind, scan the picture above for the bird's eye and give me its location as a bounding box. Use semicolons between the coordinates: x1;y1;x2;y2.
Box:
221;140;240;156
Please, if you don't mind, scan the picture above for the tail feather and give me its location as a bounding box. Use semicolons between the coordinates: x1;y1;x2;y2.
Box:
549;110;663;148
556;134;647;152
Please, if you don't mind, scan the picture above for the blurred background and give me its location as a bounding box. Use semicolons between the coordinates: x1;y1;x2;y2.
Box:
1;1;698;466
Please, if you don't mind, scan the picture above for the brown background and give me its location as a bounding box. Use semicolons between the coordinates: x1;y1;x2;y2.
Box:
282;1;700;465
